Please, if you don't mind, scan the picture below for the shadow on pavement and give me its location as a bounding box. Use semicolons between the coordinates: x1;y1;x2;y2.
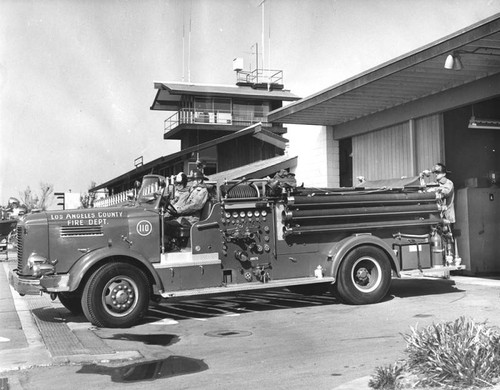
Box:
101;333;180;346
28;279;465;327
76;355;208;383
389;277;463;299
142;287;340;324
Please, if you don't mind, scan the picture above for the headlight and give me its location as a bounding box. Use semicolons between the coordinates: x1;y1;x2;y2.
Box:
27;253;49;269
27;253;56;277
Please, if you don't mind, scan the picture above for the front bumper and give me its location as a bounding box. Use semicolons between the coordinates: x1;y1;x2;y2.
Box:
8;270;42;295
9;270;71;295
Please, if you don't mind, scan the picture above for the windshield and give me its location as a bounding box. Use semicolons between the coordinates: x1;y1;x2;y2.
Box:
136;176;164;206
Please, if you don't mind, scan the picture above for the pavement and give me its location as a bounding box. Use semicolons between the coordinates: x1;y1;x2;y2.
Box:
2;245;500;390
0;249;142;375
0;248;374;389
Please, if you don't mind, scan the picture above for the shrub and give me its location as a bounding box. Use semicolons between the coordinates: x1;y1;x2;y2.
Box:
369;316;500;389
368;363;404;389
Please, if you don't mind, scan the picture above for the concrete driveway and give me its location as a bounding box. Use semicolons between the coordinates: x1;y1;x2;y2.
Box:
2;255;500;389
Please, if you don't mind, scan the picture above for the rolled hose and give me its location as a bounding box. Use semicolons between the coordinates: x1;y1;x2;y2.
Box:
283;204;439;221
287;192;436;206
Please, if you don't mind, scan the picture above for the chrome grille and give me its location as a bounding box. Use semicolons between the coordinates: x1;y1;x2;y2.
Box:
16;226;23;271
60;225;103;237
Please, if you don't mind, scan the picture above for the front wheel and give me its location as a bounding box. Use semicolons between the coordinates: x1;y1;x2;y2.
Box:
58;291;83;315
81;262;150;328
335;246;392;305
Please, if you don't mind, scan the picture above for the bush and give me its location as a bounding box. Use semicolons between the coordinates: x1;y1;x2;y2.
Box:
369;317;500;389
368;363;404;389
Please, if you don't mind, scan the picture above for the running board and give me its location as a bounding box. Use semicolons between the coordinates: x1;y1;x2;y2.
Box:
159;276;335;298
400;265;466;279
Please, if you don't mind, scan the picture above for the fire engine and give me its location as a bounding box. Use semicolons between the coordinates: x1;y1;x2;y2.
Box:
9;173;463;328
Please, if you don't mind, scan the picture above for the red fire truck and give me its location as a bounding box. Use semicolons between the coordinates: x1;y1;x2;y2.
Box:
9;174;463;328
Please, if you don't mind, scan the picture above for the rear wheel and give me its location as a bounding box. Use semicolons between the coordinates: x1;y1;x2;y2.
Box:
58;292;83;315
336;246;392;305
81;262;150;328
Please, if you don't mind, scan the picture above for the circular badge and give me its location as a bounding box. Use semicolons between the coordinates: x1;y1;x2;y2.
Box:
136;220;153;236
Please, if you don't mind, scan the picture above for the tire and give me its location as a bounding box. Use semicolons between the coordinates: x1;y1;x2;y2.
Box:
335;246;392;305
58;292;83;315
81;262;150;328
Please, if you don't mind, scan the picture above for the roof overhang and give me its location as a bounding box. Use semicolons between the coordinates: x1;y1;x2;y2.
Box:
91;123;288;191
268;13;500;133
151;82;300;111
208;154;298;183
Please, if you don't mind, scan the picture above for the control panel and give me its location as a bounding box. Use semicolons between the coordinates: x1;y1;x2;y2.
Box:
219;202;275;281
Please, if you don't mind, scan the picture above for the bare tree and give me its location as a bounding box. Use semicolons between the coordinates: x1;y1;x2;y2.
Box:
19;186;37;211
37;182;54;211
80;181;97;209
19;182;54;212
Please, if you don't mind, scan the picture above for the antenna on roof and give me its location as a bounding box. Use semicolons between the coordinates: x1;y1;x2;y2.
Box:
259;0;272;90
181;1;192;82
268;0;271;72
259;0;266;74
182;9;185;82
188;0;192;82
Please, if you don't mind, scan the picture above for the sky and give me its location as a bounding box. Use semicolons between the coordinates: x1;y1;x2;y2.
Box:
1;0;500;207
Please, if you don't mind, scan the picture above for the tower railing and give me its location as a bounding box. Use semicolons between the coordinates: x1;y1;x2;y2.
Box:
164;108;272;135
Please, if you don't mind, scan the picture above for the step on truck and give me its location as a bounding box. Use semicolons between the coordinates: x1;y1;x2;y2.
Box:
9;173;464;328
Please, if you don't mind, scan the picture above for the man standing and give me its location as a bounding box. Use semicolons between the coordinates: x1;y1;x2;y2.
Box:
430;163;455;225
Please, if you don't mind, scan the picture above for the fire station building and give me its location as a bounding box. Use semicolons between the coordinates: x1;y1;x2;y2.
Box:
269;14;500;275
91;14;500;274
91;71;300;202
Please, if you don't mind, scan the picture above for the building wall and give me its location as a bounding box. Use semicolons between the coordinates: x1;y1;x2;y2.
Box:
415;114;445;173
352;114;443;181
353;122;412;181
216;137;283;172
287;124;339;187
444;99;500;189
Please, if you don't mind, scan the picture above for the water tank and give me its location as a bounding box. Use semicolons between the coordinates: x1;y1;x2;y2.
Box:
233;58;244;72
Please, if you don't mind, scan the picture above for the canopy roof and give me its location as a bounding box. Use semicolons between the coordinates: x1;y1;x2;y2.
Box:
208;154;298;184
91;123;288;191
151;82;300;111
268;14;500;131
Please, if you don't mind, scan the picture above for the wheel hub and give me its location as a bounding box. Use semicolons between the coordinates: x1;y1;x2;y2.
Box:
356;267;369;281
107;281;135;312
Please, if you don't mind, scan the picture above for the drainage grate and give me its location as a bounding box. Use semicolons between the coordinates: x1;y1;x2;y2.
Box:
0;377;8;390
204;330;252;338
26;297;114;356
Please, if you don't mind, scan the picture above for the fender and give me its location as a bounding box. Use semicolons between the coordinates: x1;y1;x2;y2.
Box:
326;234;400;281
65;246;164;294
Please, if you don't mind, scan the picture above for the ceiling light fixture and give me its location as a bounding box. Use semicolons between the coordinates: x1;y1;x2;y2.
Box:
444;53;463;70
468;117;500;130
444;47;500;70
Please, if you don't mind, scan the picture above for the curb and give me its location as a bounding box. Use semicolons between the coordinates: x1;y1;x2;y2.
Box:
451;275;500;287
1;260;143;374
333;376;371;390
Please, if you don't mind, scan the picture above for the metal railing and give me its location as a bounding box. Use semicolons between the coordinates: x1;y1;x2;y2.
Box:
93;192;128;208
164;109;272;135
235;69;283;86
164;108;233;134
93;182;159;208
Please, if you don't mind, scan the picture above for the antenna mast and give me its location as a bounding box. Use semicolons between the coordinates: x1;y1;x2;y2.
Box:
268;0;271;71
188;0;192;82
182;15;185;82
259;0;266;72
